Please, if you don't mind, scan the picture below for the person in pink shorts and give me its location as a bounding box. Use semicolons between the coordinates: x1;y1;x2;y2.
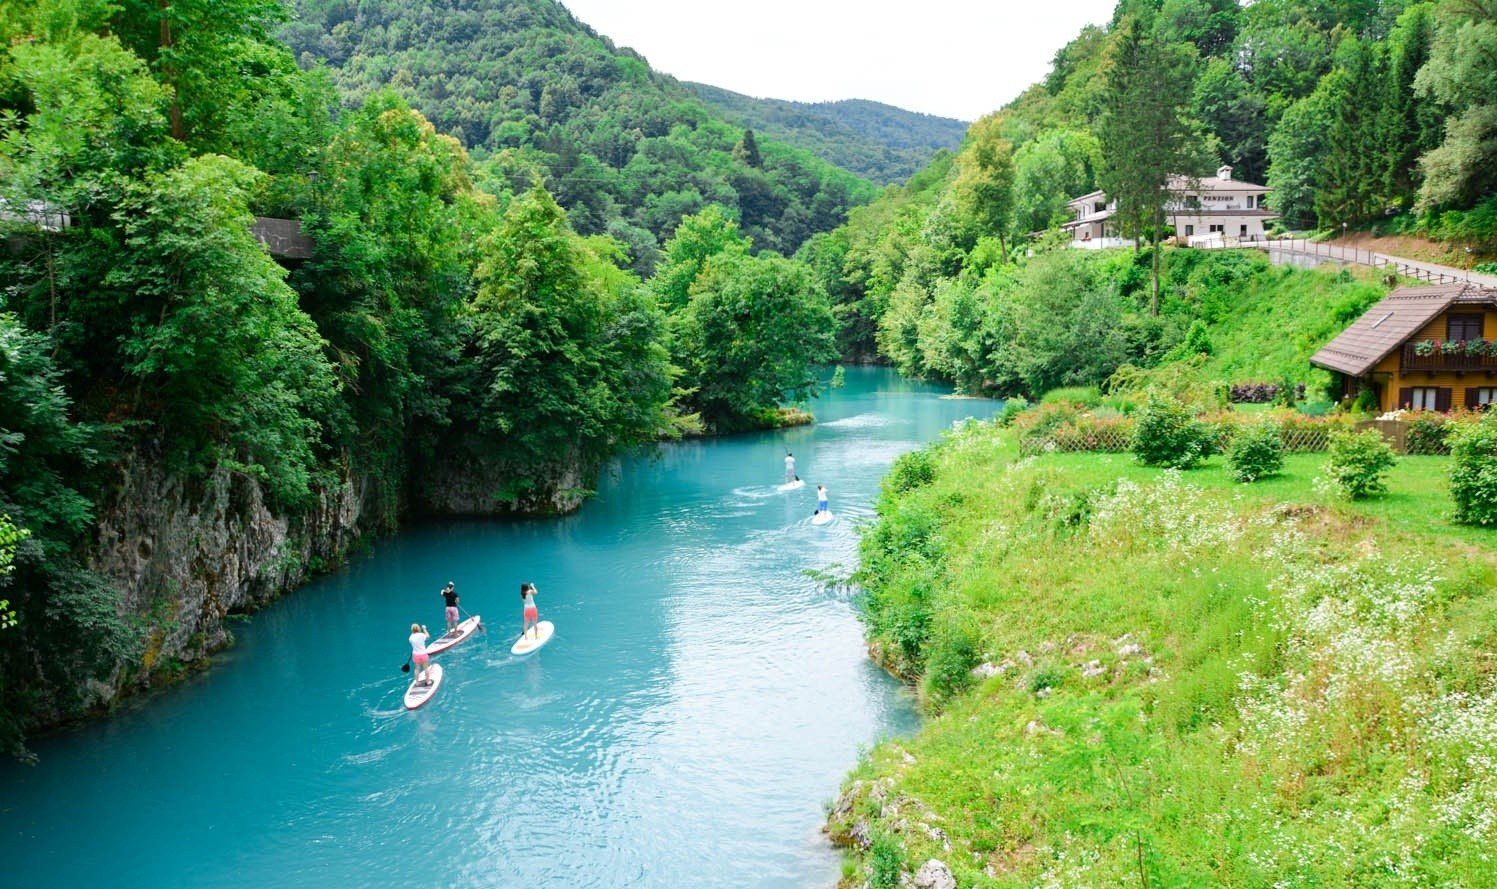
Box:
408;622;431;685
521;582;540;639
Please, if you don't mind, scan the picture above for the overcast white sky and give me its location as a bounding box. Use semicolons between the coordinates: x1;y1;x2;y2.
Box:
558;2;1118;122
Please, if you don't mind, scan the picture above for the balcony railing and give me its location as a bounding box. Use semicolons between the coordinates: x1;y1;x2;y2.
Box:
1402;340;1497;373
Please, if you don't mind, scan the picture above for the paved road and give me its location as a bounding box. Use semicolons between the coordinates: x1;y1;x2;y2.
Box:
1256;238;1497;288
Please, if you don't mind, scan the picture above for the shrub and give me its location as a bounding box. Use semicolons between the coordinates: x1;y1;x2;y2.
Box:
998;395;1030;427
1448;414;1497;525
922;612;982;705
1227;421;1285;482
1324;428;1397;499
888;449;937;493
1272;377;1300;408
1405;411;1453;455
1131;397;1214;469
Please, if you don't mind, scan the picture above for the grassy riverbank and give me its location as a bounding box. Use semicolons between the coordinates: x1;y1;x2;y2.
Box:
830;421;1497;886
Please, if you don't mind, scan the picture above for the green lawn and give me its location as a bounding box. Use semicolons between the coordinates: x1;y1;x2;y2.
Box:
1043;450;1497;546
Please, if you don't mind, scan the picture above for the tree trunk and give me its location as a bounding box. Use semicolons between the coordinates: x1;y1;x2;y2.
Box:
160;0;184;142
1151;204;1162;316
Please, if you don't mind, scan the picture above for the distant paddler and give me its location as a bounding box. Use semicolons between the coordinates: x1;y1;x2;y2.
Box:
784;451;796;484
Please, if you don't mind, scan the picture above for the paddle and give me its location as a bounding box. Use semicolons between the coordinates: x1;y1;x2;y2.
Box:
401;656;411;674
459;605;487;634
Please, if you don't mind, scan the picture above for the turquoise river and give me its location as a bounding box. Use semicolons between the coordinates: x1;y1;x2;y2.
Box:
0;368;998;888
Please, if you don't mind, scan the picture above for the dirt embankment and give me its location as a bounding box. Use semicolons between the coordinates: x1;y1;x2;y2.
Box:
1331;232;1490;267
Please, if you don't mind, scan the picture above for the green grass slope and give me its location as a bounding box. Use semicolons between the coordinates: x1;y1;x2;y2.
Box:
832;423;1497;886
1151;250;1389;394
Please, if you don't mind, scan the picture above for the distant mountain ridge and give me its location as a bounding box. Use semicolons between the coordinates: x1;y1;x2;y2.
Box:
281;0;876;261
687;84;969;185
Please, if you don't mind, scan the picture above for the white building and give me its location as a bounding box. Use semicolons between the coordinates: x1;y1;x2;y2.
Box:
1063;166;1277;248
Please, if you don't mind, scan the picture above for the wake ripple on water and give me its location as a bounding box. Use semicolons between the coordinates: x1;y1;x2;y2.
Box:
820;411;899;429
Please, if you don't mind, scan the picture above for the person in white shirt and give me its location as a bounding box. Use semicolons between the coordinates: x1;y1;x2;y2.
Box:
784;452;796;483
408;623;431;685
521;583;540;639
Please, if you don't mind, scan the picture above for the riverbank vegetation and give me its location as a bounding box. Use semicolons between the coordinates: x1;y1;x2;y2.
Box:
834;421;1497;885
0;0;841;751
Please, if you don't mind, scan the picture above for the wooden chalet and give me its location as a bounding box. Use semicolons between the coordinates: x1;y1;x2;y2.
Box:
1311;282;1497;413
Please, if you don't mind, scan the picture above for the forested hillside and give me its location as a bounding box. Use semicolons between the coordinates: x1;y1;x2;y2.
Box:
0;0;836;752
280;0;877;267
687;84;967;184
803;0;1497;389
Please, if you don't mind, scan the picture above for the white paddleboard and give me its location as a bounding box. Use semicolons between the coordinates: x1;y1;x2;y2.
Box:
811;510;833;525
777;479;805;491
426;615;481;657
511;620;555;656
403;662;444;710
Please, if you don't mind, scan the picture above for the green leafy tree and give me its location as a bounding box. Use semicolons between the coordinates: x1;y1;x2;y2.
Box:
1158;0;1241;56
1004;251;1133;396
948;114;1017;257
1383;3;1446;209
732;127;763;168
1193;58;1268;184
1011;129;1101;237
106;155;340;507
110;0;292;149
673;252;838;429
1414;0;1497;209
651;205;751;311
1236;3;1335;117
1267;85;1337;229
297;93;488;510
467;186;673;466
915;278;991;393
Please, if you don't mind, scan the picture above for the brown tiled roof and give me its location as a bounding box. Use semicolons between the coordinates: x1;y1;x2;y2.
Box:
1309;283;1497;376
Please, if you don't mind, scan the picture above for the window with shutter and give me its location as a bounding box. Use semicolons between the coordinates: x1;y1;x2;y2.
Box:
1436;387;1453;412
1408;387;1443;410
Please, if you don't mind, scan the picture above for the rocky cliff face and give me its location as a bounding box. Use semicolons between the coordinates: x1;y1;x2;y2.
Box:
87;447;372;703
78;438;588;713
411;436;591;516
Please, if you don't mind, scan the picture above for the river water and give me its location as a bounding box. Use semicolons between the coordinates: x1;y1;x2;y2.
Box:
0;368;997;888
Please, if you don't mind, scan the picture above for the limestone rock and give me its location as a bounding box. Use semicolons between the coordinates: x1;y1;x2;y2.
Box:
912;858;956;889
